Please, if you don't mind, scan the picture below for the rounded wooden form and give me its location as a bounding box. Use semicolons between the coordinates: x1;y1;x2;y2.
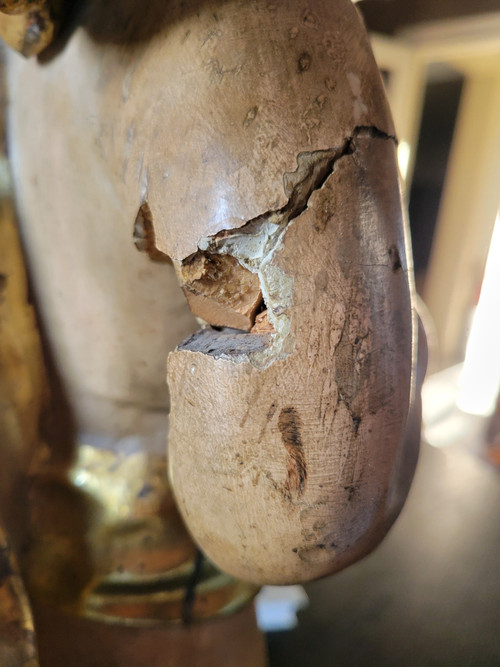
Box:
6;0;423;587
168;135;419;584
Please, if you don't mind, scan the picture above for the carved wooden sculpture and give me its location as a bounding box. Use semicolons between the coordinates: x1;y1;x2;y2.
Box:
0;0;425;662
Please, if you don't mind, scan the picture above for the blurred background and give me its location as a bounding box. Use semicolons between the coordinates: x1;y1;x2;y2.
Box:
263;1;500;664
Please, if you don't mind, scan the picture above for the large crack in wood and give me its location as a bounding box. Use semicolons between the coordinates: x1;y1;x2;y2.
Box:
175;126;395;369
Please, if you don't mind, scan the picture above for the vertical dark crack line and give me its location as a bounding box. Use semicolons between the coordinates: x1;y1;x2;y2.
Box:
181;549;205;625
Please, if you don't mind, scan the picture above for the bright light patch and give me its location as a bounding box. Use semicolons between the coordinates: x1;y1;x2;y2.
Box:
397;140;410;182
255;585;309;632
457;212;500;416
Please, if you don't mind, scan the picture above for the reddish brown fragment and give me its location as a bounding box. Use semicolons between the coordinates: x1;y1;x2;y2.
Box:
251;310;275;334
176;252;262;331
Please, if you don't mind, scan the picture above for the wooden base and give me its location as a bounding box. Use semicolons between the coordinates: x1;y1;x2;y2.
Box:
33;602;267;667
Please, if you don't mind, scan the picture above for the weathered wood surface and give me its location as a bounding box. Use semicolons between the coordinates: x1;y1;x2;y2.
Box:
6;0;422;586
1;25;262;667
168;135;420;583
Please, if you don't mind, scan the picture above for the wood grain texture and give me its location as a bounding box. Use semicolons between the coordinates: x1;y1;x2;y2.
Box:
168;136;420;583
5;0;421;587
7;0;394;260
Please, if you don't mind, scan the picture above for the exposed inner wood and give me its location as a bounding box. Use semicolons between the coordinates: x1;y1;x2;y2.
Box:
251;310;275;334
133;201;171;263
167;134;419;585
175;252;263;332
173;134;382;340
177;327;270;358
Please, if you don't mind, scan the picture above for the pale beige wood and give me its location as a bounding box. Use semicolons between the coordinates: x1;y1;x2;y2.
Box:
7;51;200;435
7;0;394;263
158;1;420;583
0;0;260;640
6;0;420;589
168;135;419;584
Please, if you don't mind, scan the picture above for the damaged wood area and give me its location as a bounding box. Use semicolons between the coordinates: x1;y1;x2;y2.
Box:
173;126;396;369
167;132;418;585
175;252;263;332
